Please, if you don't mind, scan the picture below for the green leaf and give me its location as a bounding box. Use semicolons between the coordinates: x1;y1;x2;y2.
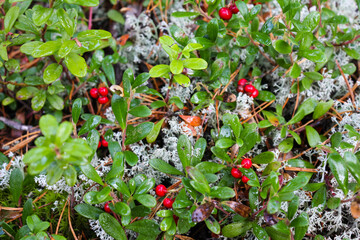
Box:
289;63;301;78
16;86;39;100
32;40;62;58
55;121;72;146
303;72;323;81
102;56;115;84
251;32;272;46
207;18;219;42
328;153;348;195
126;219;161;237
171;12;200;18
78;115;102;136
47;94;64;111
32;5;53;26
63;165;77;186
211;146;231;162
252;223;270;240
289;130;301;145
134;194;156;208
177;135;192;169
344;48;360;60
205;218;220;234
57;8;75;36
124;122;154;145
170;59;184;75
313;100;333;119
75;203;104;220
146;118;165;143
132;73;150;89
222;221;250;238
5;6;20;34
80;164;104;186
342;63;356;74
72;98;82;124
107;9;124;24
305;126;321;147
279;176;309;200
123;151;138;167
312;185;326;210
252;151;275;164
303;11;320;31
160;217;173;231
215;138;235;148
173;74;190;86
302;49;326;63
99;213;127;240
288;195;299;220
111;95;127;130
344;152;360;184
191;138;206;166
40;114;58;139
240;168;260;187
209;186;235;199
182;58;208;70
257;91;276;101
108;178;131;198
129;105;151;117
58;40;76;58
43;63;63;84
273;40;292;54
10;168;23;202
149;65;170;78
279;138;294;153
267;196;281;214
327;197;340;209
115;202;131;216
149;158;183;175
265;221;291;240
170;25;188;46
64;53;87;77
196;162;225;174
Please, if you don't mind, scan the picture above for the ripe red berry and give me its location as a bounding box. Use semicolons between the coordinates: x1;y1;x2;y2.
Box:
244;84;256;93
236;85;244;93
237;78;247;86
104;202;111;213
231;168;242;178
98;87;108;96
101;139;108;147
242;175;250;183
241;158;252;169
219;7;232;21
163;198;174;208
90;88;99;99
155;184;167;197
173;215;179;225
98;141;102;149
98;96;109;104
250;89;259;98
229;4;239;14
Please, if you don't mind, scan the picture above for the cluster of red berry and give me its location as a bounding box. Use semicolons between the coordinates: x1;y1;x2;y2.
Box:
218;3;239;21
236;79;259;98
90;87;109;104
231;158;252;183
98;137;108;149
155;184;175;208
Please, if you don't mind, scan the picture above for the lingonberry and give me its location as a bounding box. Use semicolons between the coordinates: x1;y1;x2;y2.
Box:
98;141;102;149
242;175;250;183
155;184;167;197
98;96;109;104
90;88;99;99
244;84;256;93
104;202;111;213
219;7;232;21
236;85;244;93
98;87;108;96
229;4;239;14
250;89;259;98
241;158;252;169
237;78;247;86
163;198;174;208
231;168;242;178
101;139;108;147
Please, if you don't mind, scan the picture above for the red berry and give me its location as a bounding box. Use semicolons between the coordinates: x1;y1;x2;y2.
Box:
173;215;179;225
242;175;250;183
231;168;242;178
90;88;99;99
237;78;247;86
98;96;109;104
219;7;232;21
98;141;102;149
104;202;111;213
250;89;259;98
244;84;256;93
163;198;174;208
98;87;108;96
229;4;239;14
241;158;252;169
236;85;244;93
101;139;108;147
155;184;167;197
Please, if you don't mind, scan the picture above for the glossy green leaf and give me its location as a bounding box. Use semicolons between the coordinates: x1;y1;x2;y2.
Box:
344;152;360;184
10;168;23;202
126;219;161;237
205;218;220;234
252;151;275;164
32;40;62;58
107;9;125;24
149;158;183;175
75;203;104;220
146;118;165;143
222;221;250;238
265;221;291;240
177;135;192;169
64;53;87;77
99;213;127;240
5;6;20;34
149;65;170;78
80;164;104;186
279;138;294;153
134;194;156;208
43;63;63;84
273;40;292;54
173;74;190;86
72;98;82;124
313;100;333;119
78;115;102;136
328;153;348;195
32;6;53;26
129;105;151;117
183;58;208;70
209;186;235;199
305;126;321;147
124;122;154;145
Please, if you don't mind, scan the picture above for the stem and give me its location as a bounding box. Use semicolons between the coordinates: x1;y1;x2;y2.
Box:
164;74;174;103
